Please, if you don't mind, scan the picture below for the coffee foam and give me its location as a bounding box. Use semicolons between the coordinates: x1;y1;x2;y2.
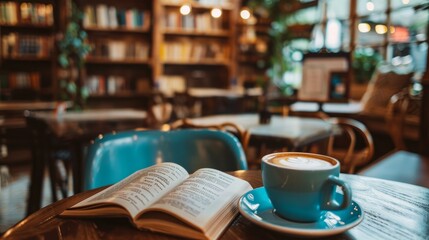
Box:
269;156;333;170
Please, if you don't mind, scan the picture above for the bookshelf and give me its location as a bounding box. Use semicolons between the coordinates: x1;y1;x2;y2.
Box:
75;0;154;101
236;8;271;89
154;0;238;93
0;0;58;100
1;0;241;103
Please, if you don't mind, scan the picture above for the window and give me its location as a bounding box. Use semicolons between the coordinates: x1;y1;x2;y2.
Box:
354;0;428;76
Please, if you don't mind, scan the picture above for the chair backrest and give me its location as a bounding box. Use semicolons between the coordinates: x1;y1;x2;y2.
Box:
168;118;249;150
146;92;172;128
386;88;421;150
84;129;248;190
171;91;202;120
326;117;374;174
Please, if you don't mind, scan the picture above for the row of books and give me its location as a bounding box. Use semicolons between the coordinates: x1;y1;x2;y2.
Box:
164;11;223;31
88;40;150;60
83;5;151;30
157;75;186;97
162;0;232;7
0;72;41;89
0;2;54;26
85;75;150;95
1;33;53;58
161;40;229;61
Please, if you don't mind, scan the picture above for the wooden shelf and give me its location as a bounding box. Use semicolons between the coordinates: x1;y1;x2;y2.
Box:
0;23;54;29
158;0;238;91
2;56;52;61
163;59;231;66
84;26;150;33
238;56;268;64
88;93;151;99
163;29;230;37
162;2;234;10
85;58;151;65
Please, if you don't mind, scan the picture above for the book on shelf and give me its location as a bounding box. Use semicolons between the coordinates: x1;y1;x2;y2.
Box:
158;75;186;96
83;5;150;30
163;11;222;31
85;75;129;95
107;75;127;94
19;2;54;25
3;72;41;89
61;162;252;240
0;2;18;25
95;4;109;28
108;6;118;28
1;33;52;58
0;2;53;25
85;75;106;95
161;40;228;62
89;39;149;61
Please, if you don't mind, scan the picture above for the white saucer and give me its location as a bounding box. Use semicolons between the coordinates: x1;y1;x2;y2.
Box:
238;187;364;237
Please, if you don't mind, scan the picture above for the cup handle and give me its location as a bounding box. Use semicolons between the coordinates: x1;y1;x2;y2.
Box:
321;175;352;210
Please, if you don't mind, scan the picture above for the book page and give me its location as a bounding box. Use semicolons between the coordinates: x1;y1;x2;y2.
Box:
140;168;252;232
70;163;189;218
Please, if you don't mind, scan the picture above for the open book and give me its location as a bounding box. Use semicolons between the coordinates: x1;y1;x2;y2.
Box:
61;162;253;240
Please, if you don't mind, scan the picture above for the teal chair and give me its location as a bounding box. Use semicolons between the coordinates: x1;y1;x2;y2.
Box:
83;129;248;190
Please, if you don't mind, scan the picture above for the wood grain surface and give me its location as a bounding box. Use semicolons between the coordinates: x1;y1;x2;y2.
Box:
3;170;429;240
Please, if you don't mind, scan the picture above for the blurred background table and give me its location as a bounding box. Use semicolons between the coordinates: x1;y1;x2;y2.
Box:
25;108;147;215
189;113;338;151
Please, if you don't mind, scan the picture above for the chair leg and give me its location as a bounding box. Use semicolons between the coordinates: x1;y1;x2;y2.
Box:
48;156;71;202
48;158;58;202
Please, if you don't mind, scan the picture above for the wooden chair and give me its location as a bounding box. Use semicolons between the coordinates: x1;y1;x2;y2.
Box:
83;129;248;190
358;87;425;187
171;91;202;121
146;92;173;128
326;117;374;174
168;118;256;168
386;88;421;151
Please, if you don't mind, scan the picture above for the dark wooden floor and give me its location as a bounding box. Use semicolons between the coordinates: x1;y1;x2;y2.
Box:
0;163;54;233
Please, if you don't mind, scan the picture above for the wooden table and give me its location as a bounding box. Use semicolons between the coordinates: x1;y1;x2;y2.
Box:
188;87;262;98
187;88;262;115
189;113;337;150
3;170;428;240
26;108;147;215
0;101;69;165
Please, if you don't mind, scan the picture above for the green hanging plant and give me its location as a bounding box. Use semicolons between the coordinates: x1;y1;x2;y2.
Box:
246;0;296;96
57;1;91;109
352;48;382;84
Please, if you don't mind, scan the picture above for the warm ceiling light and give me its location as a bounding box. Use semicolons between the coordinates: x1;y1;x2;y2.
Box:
375;24;387;34
180;4;191;15
240;9;251;20
402;0;410;4
358;23;371;33
366;0;374;11
211;8;222;18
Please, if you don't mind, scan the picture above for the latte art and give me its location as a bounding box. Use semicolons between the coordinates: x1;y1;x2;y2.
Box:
270;156;333;170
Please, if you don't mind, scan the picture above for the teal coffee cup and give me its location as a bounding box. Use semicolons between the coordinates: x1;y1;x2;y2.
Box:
262;152;352;222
